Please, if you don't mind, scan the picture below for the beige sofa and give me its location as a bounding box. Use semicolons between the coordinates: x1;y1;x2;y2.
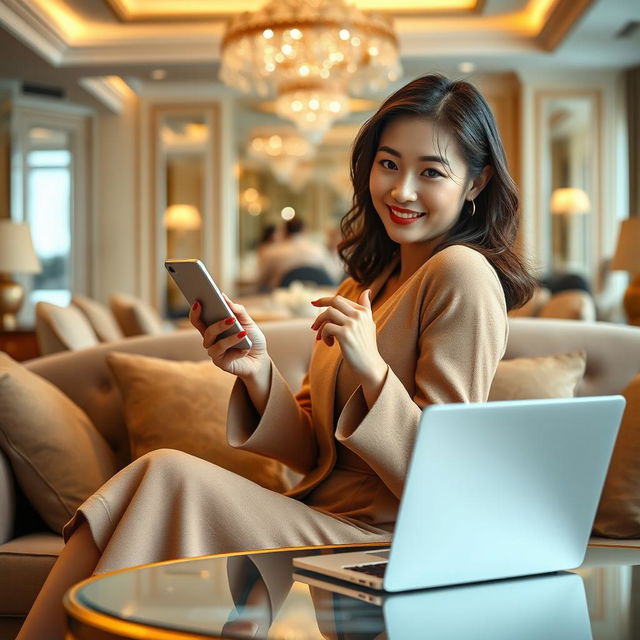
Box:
508;287;597;321
1;317;640;637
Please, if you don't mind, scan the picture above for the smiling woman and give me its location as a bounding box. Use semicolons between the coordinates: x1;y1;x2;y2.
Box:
340;74;535;310
368;117;491;254
18;74;535;640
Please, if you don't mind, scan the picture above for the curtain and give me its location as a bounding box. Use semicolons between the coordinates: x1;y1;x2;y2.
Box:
627;65;640;218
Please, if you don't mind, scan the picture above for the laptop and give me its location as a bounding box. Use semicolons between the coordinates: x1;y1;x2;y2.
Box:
292;570;591;639
293;396;625;592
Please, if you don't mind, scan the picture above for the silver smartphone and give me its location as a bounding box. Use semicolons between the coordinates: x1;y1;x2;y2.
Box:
164;258;252;350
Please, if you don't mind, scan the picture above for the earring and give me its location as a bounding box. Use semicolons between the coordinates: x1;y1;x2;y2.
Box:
469;199;476;217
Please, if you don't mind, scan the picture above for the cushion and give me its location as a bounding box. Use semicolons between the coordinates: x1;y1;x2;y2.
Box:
0;353;118;533
72;295;124;342
488;351;587;401
593;374;640;538
106;352;290;493
35;302;99;355
109;294;165;337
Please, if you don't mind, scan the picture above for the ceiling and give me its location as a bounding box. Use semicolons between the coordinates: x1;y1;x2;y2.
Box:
0;0;638;111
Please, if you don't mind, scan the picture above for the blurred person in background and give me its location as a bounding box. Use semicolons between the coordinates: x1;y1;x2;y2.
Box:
258;218;336;291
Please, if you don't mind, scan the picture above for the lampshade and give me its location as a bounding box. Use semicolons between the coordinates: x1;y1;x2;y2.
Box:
0;221;41;273
163;205;202;230
611;218;640;274
550;188;591;215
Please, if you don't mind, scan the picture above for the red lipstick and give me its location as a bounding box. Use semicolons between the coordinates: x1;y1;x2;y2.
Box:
388;205;426;226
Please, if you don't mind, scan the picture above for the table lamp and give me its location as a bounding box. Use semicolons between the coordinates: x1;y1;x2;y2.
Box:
0;221;41;331
550;188;590;270
611;217;640;326
163;205;201;230
550;188;591;216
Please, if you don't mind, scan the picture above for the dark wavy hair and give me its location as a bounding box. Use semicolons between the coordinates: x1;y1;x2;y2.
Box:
338;73;535;310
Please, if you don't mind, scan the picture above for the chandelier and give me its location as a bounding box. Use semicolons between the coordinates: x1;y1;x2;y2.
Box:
248;128;315;183
220;0;402;142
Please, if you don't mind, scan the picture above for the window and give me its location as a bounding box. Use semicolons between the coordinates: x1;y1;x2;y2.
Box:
26;131;73;307
11;105;91;325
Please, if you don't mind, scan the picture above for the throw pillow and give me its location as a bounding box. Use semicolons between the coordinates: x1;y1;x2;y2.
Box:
489;351;587;401
593;374;640;538
72;295;124;342
106;352;290;493
0;353;118;533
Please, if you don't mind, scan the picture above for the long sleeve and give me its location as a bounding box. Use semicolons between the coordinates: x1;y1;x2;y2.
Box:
226;367;318;474
335;245;508;498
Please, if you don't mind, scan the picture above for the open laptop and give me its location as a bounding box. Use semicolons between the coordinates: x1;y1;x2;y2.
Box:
293;396;625;592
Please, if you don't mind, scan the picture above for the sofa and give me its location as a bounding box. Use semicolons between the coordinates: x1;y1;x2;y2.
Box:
508;286;597;321
1;317;640;638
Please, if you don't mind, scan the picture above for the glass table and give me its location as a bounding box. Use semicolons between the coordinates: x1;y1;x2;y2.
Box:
64;542;640;639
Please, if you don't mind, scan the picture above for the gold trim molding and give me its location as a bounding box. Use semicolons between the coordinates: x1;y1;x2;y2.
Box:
105;0;482;23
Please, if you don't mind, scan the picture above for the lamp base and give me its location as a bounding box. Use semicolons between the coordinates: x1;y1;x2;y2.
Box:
623;274;640;327
0;275;25;331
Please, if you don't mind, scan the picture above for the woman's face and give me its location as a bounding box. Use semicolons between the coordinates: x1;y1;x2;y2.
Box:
369;116;474;250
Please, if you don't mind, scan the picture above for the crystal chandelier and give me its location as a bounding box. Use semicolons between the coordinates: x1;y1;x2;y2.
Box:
248;128;315;183
219;0;402;142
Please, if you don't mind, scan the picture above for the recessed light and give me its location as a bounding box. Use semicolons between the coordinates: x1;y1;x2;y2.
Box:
151;69;167;80
457;62;476;74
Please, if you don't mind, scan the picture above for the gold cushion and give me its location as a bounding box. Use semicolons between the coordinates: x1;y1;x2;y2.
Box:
106;352;289;493
0;353;117;533
593;374;640;538
489;351;587;401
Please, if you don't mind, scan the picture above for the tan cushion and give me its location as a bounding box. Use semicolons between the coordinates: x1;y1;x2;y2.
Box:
109;293;165;336
489;351;587;401
35;302;99;355
507;286;551;318
593;374;640;538
538;290;597;322
0;354;118;533
106;352;290;492
72;295;124;342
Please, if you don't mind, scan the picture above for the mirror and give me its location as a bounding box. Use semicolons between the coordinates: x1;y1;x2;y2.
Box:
161;113;206;317
152;107;211;318
233;103;377;295
537;92;600;286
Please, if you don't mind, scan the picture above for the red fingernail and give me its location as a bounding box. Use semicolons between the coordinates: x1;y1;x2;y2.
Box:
225;317;235;325
192;301;199;310
316;332;322;340
310;300;320;306
237;330;247;338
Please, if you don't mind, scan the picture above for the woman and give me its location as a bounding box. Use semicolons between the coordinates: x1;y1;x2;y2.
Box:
18;73;535;639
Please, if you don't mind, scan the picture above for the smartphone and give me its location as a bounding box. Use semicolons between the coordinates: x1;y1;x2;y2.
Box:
164;258;252;350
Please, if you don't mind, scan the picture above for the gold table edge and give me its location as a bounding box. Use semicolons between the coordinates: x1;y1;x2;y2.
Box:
64;542;390;640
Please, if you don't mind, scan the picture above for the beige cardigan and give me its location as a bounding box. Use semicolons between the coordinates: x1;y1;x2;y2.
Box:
227;244;508;500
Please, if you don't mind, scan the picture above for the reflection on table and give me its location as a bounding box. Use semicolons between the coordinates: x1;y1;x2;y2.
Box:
66;544;640;640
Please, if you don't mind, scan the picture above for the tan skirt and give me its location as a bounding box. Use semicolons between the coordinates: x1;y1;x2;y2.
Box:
64;449;392;574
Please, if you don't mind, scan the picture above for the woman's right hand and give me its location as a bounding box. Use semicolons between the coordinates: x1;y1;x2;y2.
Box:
189;296;270;381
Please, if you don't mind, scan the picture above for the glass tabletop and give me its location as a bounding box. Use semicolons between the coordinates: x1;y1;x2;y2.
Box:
66;543;640;639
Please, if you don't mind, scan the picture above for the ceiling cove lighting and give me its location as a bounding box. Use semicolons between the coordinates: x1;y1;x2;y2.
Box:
219;0;402;142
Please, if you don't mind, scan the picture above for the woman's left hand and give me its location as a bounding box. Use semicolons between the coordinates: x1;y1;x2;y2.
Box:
310;290;387;389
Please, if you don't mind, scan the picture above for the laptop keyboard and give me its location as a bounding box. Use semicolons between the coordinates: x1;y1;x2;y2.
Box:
345;562;388;578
